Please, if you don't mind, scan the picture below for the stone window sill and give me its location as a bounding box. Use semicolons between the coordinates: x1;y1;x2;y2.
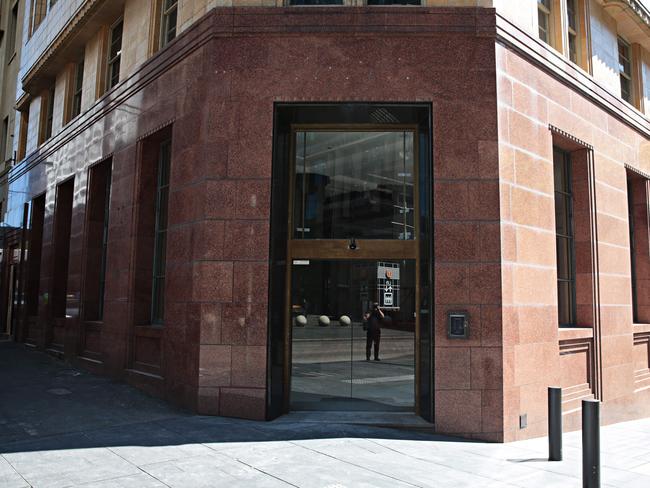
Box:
633;323;650;334
558;327;593;341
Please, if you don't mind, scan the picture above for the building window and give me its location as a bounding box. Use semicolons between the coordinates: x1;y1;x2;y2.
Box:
17;109;28;161
0;117;8;164
553;147;576;326
151;139;171;325
84;159;112;321
627;171;650;324
26;194;46;317
71;59;84;119
52;178;74;319
30;0;47;35
7;2;19;59
538;0;552;45
160;0;178;48
107;19;123;91
566;0;579;64
39;86;55;144
618;37;633;104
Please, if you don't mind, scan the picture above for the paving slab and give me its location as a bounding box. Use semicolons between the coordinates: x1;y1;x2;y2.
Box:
2;342;650;488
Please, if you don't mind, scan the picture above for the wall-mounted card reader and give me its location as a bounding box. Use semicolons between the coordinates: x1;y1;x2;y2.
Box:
447;311;469;339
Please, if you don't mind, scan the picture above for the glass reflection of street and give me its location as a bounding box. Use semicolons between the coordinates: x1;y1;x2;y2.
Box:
290;260;415;412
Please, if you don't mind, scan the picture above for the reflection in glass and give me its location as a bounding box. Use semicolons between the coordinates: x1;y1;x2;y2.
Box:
294;131;415;240
290;260;415;411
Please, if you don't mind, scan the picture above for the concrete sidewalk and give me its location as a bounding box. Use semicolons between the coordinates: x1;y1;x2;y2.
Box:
1;342;650;488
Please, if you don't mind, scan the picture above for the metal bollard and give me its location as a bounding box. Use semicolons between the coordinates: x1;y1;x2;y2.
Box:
548;386;562;461
582;399;600;488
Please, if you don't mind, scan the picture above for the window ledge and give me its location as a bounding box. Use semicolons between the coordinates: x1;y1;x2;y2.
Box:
633;323;650;334
559;327;593;341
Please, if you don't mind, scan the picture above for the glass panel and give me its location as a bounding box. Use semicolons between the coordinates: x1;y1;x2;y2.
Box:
621;77;631;103
293;131;415;240
554;192;569;236
556;237;572;280
557;281;573;325
291;259;415;411
538;10;549;43
352;261;415;408
567;0;577;30
569;33;577;63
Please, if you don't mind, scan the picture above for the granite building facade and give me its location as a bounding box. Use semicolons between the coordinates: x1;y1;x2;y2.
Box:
0;0;649;442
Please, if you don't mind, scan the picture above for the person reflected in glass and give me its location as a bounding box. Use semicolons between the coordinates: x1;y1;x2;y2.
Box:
363;302;384;361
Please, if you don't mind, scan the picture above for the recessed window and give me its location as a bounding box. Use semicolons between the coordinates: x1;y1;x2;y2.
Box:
17;109;28;161
71;59;84;119
30;0;47;35
553;147;576;326
39;86;55;144
160;0;178;48
618;37;633;104
0;117;8;164
26;194;46;317
627;171;650;324
566;0;579;64
84;159;112;321
107;19;123;91
151;139;172;325
7;2;19;58
538;0;552;45
52;178;74;319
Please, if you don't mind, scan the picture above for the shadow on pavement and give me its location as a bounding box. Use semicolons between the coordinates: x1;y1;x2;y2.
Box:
0;342;470;455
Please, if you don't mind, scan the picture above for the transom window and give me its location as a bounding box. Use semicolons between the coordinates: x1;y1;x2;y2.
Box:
293;130;415;241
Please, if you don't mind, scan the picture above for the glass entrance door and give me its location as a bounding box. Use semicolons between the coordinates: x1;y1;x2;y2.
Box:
290;259;415;411
286;127;420;413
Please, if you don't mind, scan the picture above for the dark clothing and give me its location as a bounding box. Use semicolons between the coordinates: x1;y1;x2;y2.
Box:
366;328;381;361
365;310;383;360
366;310;383;332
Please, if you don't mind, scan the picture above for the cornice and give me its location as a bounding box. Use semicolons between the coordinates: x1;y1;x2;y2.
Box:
495;12;650;139
21;0;103;94
603;0;650;27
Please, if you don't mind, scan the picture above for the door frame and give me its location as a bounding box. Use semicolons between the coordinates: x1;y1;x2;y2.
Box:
267;103;434;423
284;125;421;414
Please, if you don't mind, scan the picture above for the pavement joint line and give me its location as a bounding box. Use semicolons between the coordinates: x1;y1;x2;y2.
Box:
288;439;427;488
364;438;525;487
104;446;173;488
231;456;302;488
0;451;33;487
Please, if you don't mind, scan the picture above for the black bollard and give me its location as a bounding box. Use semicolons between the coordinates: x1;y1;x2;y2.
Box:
582;399;600;488
548;386;562;461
